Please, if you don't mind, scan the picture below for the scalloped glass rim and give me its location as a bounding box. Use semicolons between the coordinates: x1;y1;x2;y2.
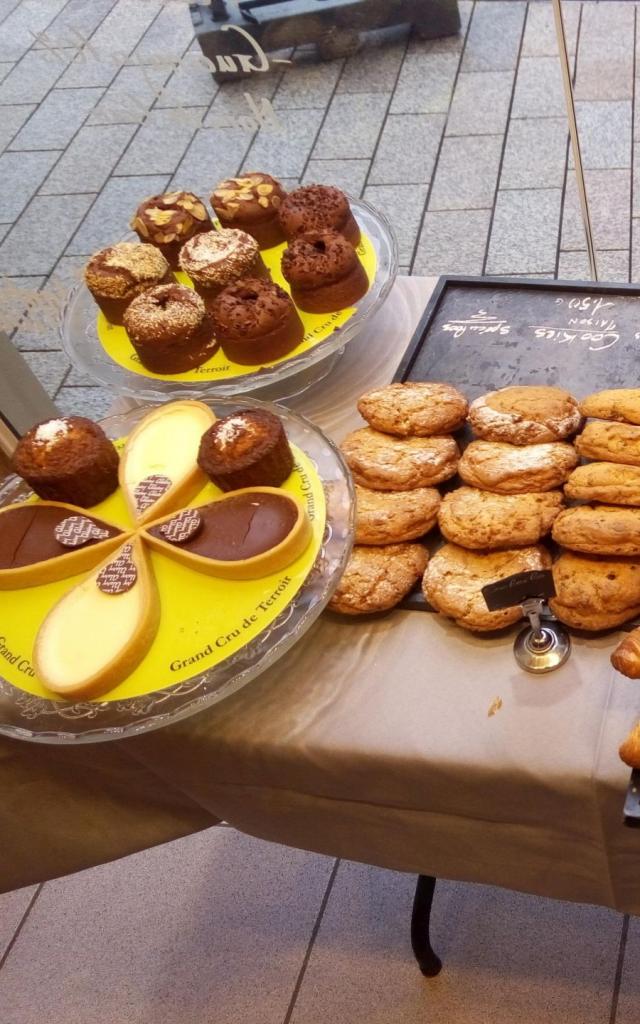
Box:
60;197;398;399
0;397;354;745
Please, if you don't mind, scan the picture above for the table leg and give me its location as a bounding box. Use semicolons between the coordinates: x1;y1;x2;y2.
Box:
411;874;442;976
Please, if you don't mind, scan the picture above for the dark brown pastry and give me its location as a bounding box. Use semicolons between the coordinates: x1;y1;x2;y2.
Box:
211;278;304;365
123;283;218;374
12;417;119;507
211;173;286;249
278;184;360;247
130;191;212;268
281;229;368;313
197;409;294;491
84;242;174;325
178;229;268;309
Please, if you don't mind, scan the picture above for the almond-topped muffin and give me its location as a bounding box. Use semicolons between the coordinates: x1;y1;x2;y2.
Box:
281;229;368;313
12;417;119;507
84;242;174;325
123;283;218;374
178;229;268;308
211;278;304;365
130;191;212;268
211;173;286;249
278;184;361;247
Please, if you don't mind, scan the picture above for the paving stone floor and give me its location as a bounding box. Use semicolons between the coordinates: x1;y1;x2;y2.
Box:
1;2;640;1022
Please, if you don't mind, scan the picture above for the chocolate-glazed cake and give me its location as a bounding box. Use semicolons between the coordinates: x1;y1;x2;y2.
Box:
130;191;212;269
278;184;361;247
281;229;369;313
123;283;218;374
12;417;119;507
211;278;304;365
211;173;286;249
84;242;174;325
178;229;269;309
197;409;294;491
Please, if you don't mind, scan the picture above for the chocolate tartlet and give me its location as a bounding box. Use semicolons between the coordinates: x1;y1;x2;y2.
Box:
84;242;174;325
123;283;218;374
130;191;212;268
211;173;286;249
281;229;368;313
178;229;268;308
198;409;294;491
0;505;121;570
278;184;361;247
12;417;119;507
211;278;304;365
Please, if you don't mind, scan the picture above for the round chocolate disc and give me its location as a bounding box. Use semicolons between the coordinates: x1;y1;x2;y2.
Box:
54;515;110;548
159;508;202;544
96;544;138;595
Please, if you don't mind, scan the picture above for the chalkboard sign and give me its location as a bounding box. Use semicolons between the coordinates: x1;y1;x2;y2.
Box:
482;570;556;612
395;276;640;399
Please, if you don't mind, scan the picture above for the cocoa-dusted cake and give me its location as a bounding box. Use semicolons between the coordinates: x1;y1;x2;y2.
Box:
178;229;268;308
211;278;304;365
12;417;119;507
210;173;286;249
84;242;174;325
197;409;294;491
130;191;212;269
123;283;218;374
281;229;368;313
278;184;360;247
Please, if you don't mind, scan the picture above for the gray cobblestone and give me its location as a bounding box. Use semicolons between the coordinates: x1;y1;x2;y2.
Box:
486;189;562;275
571;100;632;171
22;350;69;397
501;118;568;190
447;71;513;136
87;65;169;125
363;184;428;264
0;104;37;153
0;0;68;62
461;1;526;73
558;249;630;283
511;57;565;119
56;386;113;418
303;159;369;196
413;208;491;276
562;168;631;252
0;48;73;105
429;134;502;210
245;107;325;178
313;93;389;159
391;50;460;115
0;193;94;274
0;149;60;219
274;58;342;109
522;2;580;58
41;123;137;194
575;1;634;101
338;37;407;94
115;108;206;176
172;128;251;200
9;88;103;151
369;114;445;185
66;175;168;255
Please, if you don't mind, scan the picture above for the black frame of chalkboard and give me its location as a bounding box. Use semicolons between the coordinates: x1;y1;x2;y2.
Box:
393;274;640;387
391;275;640;825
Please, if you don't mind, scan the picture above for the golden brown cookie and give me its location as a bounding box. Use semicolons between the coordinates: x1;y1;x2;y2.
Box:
619;721;640;768
580;389;640;425
468;386;582;445
438;487;563;550
458;440;578;494
340;428;459;490
549;550;640;630
552;504;640;556
564;462;640;506
354;484;440;545
423;542;551;632
328;543;428;615
575;421;640;466
357;382;468;437
611;627;640;679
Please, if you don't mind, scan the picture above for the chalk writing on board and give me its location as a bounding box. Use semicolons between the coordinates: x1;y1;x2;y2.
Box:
532;294;621;351
441;310;511;338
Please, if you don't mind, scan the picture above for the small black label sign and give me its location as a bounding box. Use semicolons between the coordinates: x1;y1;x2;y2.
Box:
482;570;556;611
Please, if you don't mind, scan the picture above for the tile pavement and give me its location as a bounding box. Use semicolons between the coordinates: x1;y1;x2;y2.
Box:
1;2;640;1019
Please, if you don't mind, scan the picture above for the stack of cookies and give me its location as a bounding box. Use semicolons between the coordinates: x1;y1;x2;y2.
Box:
424;385;580;631
329;383;467;615
548;388;640;636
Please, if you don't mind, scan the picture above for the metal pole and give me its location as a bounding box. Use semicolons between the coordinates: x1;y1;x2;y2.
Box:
552;0;598;280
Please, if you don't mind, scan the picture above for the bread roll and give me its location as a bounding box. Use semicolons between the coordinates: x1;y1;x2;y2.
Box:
611;627;640;678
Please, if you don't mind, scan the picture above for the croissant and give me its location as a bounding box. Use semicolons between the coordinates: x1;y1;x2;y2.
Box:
611;627;640;678
619;721;640;769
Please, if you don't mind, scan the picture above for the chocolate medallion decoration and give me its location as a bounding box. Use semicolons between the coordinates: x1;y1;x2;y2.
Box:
133;474;172;514
96;544;137;595
54;515;110;548
159;508;202;545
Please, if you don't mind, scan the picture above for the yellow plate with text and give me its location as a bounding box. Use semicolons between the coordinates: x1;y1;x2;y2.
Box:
96;234;377;381
0;442;325;704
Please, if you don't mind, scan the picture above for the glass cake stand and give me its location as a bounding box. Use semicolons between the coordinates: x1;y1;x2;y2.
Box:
61;197;398;401
0;398;354;744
